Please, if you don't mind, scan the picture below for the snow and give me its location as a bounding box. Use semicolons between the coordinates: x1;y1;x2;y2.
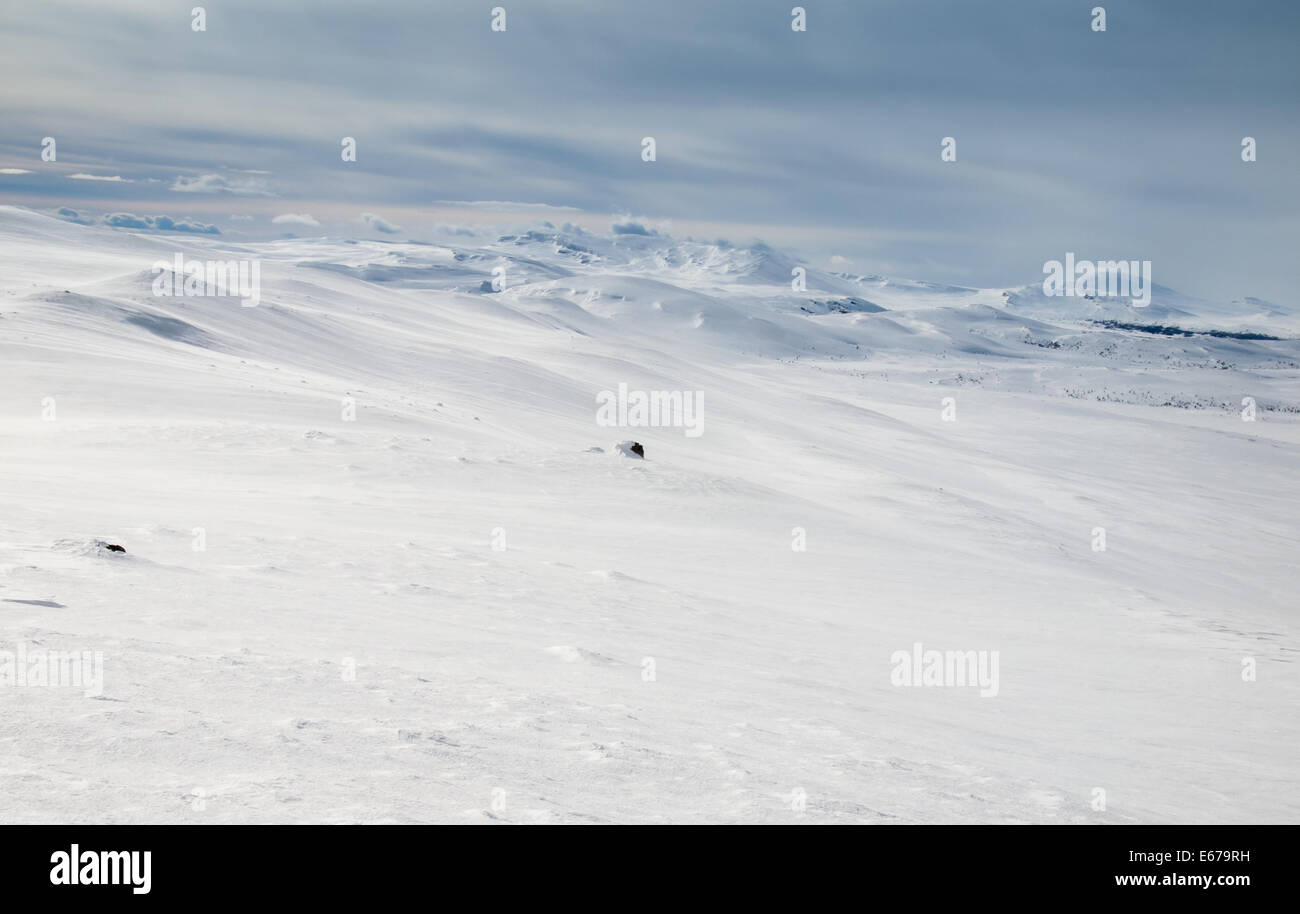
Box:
1;206;1296;823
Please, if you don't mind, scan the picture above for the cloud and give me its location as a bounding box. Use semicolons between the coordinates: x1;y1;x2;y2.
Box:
611;220;655;236
103;212;151;229
69;173;131;182
103;212;220;234
272;213;320;227
171;173;271;196
435;224;478;237
229;214;255;221
154;215;221;234
0;168;33;175
830;255;852;266
361;212;402;234
433;200;581;213
56;207;94;225
1;0;1295;302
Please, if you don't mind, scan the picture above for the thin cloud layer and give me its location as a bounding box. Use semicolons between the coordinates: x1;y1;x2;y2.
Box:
1;0;1296;300
272;213;321;227
361;212;401;234
172;173;273;196
103;212;221;234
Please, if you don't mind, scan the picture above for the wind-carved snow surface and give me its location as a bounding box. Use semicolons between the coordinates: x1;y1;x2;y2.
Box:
0;205;1296;823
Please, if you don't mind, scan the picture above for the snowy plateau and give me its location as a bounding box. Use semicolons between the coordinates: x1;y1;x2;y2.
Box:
0;205;1296;824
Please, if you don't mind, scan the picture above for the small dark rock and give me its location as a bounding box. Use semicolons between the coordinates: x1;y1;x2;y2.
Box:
104;544;126;553
629;442;644;457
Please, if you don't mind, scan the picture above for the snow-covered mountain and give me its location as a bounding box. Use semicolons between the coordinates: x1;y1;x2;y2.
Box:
1;205;1296;823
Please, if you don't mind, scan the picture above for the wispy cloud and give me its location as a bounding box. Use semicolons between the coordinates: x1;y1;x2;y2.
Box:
611;219;656;236
361;212;401;234
103;212;220;234
172;173;272;196
56;207;94;225
435;224;478;237
69;173;131;182
272;213;320;227
433;200;582;213
2;0;1295;301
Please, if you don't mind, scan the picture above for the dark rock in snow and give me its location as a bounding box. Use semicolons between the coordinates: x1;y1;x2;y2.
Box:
800;297;887;315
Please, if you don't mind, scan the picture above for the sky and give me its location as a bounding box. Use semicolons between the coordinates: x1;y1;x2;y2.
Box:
1;0;1297;302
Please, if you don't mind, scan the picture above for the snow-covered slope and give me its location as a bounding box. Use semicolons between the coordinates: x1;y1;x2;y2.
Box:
1;206;1296;823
